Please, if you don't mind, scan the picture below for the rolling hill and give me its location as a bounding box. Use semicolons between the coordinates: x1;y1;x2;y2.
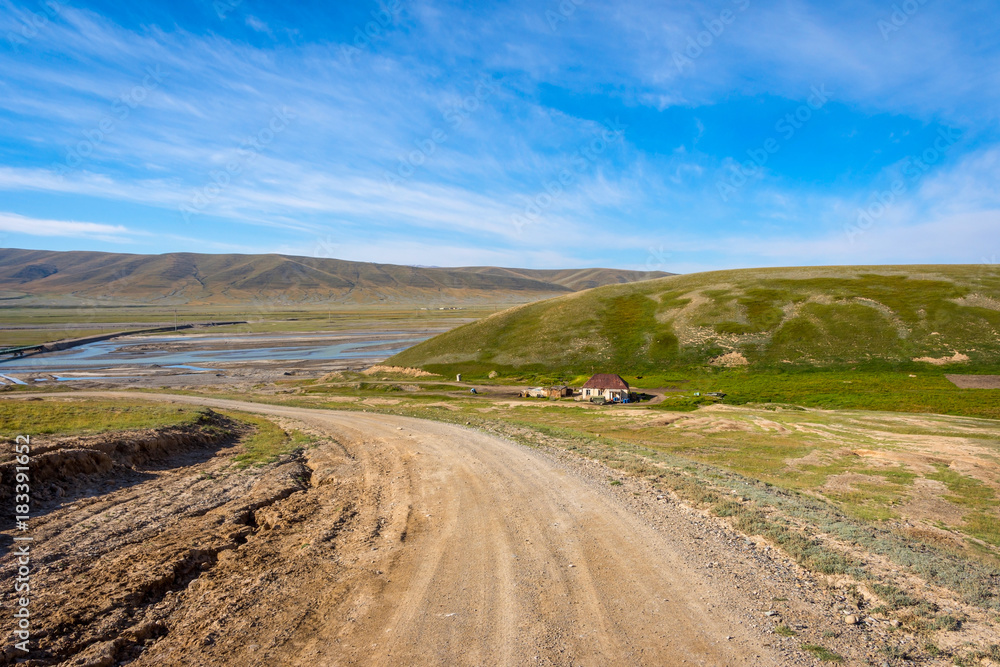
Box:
388;265;1000;375
0;249;670;306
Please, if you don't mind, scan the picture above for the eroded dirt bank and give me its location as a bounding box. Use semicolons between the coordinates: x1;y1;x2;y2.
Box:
0;411;240;507
1;394;940;665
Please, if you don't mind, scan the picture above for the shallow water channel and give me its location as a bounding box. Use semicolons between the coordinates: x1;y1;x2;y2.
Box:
0;331;428;376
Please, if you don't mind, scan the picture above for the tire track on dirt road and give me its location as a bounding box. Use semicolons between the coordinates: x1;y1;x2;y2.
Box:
6;392;789;665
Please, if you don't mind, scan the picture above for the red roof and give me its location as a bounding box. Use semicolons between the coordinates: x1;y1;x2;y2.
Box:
581;373;629;390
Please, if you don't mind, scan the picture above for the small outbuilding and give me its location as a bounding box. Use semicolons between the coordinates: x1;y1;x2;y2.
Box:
579;373;631;403
548;385;572;399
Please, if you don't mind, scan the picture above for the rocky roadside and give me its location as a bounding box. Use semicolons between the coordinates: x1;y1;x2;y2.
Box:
554;449;926;666
477;420;998;667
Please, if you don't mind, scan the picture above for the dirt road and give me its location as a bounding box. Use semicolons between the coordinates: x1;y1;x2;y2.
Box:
2;393;816;665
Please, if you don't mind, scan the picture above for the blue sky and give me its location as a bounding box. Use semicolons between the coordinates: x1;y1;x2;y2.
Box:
0;0;998;272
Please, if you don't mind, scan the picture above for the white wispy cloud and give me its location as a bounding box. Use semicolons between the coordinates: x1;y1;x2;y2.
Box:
0;0;998;270
244;16;272;35
0;212;134;242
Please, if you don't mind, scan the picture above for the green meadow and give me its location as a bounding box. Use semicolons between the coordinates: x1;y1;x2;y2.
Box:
390;265;1000;377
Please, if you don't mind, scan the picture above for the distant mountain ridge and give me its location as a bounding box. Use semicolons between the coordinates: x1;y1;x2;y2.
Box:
0;248;671;306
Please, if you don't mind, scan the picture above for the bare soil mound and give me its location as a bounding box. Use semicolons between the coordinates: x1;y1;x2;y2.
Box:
361;365;437;377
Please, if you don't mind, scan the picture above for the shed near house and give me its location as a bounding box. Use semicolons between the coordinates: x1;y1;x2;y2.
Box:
548;385;572;399
580;374;631;402
522;386;548;398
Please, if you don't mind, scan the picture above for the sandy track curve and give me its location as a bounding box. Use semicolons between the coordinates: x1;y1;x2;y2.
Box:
6;392;788;666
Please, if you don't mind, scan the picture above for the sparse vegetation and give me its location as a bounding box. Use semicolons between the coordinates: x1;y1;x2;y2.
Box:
0;399;206;438
879;643;909;660
216;410;310;467
931;615;962;631
802;644;844;662
953;644;1000;666
871;583;919;611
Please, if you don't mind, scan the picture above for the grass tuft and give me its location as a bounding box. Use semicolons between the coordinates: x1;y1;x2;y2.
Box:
802;644;844;662
217;411;310;468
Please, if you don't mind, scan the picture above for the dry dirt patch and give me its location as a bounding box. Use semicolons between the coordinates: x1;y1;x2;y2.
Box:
913;351;970;365
710;351;750;367
361;365;436;377
820;472;886;494
784;449;837;468
946;374;1000;389
899;478;967;525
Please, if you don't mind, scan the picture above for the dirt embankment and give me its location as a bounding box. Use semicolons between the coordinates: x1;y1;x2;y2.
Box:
0;413;308;666
0;411;239;507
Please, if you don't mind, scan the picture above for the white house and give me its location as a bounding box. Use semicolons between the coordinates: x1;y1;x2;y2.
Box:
579;374;631;402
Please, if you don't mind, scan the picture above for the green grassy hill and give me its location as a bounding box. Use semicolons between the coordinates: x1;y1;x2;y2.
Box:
389;265;1000;377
